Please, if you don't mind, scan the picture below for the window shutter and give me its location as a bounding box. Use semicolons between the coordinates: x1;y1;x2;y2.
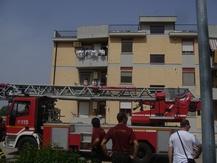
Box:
182;41;193;52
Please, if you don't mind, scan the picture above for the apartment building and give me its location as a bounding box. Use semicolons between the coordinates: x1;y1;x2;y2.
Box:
51;16;217;125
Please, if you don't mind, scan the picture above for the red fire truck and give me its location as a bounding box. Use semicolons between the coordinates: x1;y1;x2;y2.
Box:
0;84;200;162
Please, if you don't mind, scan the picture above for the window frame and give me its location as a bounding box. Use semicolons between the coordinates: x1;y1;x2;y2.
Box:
12;101;30;117
182;68;195;86
182;39;194;55
121;39;133;53
120;67;133;84
150;25;165;34
150;54;165;64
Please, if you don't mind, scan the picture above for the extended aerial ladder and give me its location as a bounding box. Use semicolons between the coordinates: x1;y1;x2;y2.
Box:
0;83;200;125
0;83;190;100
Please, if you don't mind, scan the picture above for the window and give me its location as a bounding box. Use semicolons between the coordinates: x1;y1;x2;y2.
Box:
182;40;194;55
120;102;132;116
150;25;165;34
150;54;165;64
121;39;133;53
150;85;165;88
80;72;91;85
150;85;165;94
12;102;30;117
121;67;132;84
182;68;195;86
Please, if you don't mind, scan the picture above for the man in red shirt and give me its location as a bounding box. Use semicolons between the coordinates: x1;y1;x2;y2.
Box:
101;112;138;163
91;117;105;163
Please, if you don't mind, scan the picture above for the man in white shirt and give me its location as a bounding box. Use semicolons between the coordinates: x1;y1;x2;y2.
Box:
168;119;201;163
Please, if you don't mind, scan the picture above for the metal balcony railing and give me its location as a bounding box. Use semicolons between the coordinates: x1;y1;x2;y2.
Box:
173;24;197;32
54;24;198;38
109;24;140;33
54;30;77;38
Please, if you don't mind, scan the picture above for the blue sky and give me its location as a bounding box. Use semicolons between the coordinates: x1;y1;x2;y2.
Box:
0;0;216;84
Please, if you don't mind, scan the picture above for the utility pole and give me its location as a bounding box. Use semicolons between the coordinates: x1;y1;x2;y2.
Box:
196;0;216;162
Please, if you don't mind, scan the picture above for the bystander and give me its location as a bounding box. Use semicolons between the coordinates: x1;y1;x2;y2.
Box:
101;112;138;163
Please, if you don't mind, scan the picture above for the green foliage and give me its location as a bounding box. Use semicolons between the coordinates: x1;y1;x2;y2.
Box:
0;106;7;116
16;146;87;163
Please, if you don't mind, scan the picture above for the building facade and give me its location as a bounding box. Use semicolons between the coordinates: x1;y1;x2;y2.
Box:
51;16;217;126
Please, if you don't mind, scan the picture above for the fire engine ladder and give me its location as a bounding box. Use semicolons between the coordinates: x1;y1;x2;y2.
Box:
0;84;193;151
0;84;189;101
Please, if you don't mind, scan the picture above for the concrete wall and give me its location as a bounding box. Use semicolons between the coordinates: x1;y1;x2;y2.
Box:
133;67;182;87
51;42;79;122
108;37;121;63
56;100;78;122
107;66;120;86
77;25;108;39
51;42;79;85
106;101;119;124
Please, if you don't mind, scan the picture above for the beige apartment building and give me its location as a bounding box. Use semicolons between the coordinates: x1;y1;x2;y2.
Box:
51;16;217;125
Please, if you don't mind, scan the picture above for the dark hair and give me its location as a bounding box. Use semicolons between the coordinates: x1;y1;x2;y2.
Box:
117;112;128;123
92;117;100;128
180;119;190;128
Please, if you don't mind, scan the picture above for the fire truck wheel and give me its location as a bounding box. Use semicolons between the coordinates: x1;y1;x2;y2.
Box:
189;102;196;112
133;142;152;163
17;137;38;152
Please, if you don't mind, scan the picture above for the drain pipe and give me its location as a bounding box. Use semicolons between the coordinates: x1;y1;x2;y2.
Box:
53;41;58;85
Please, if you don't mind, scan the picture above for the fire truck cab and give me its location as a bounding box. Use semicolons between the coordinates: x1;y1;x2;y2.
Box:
5;96;59;151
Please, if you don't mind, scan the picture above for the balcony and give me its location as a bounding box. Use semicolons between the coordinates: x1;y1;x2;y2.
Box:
53;30;77;42
53;24;199;40
109;24;140;33
169;24;198;37
109;24;147;37
174;24;197;32
75;49;108;68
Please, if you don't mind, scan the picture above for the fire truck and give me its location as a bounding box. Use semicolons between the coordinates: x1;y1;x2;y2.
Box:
0;83;200;162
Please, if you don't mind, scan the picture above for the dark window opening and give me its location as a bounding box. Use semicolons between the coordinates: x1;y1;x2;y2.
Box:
120;67;132;84
150;25;165;34
150;54;165;64
150;85;165;88
121;39;133;53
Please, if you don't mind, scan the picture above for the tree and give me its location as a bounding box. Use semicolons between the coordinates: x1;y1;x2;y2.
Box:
0;106;7;116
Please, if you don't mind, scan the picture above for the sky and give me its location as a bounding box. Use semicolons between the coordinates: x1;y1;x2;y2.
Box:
0;0;217;85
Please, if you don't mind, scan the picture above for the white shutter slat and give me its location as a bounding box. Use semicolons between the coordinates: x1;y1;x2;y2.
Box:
182;41;193;52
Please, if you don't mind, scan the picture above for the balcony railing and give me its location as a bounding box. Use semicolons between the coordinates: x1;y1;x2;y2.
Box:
54;24;198;38
173;24;197;32
54;30;77;38
75;49;108;67
109;24;140;33
75;49;106;59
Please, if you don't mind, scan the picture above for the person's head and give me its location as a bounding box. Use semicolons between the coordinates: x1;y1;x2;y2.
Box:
180;119;191;131
117;112;128;124
91;117;100;128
